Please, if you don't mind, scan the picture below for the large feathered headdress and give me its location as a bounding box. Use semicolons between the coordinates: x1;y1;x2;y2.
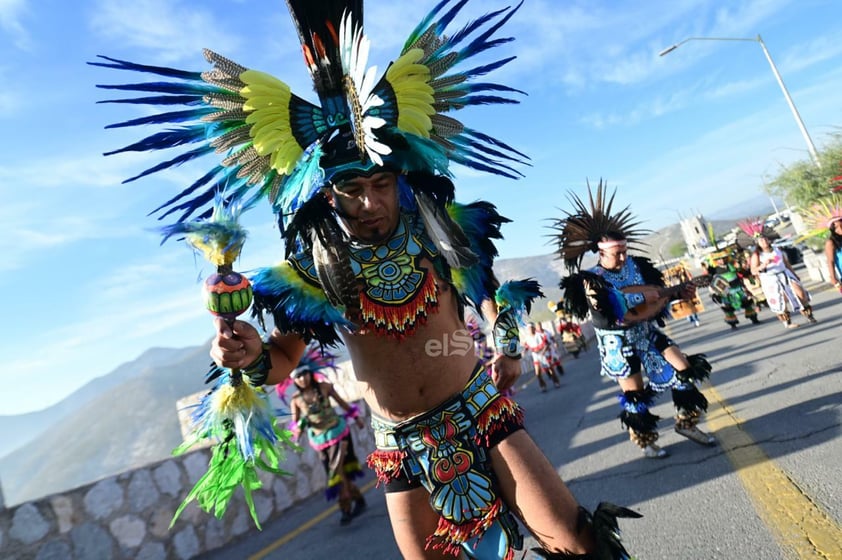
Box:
548;181;648;271
274;344;339;404
735;217;779;249
92;0;528;255
798;195;842;240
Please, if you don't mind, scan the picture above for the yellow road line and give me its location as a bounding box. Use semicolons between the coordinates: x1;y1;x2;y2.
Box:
249;479;379;560
705;385;842;559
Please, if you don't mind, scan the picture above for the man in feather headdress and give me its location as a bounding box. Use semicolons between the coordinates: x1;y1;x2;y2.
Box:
553;183;717;459
96;1;638;558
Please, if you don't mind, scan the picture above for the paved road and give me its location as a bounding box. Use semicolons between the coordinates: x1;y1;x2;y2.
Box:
200;275;842;560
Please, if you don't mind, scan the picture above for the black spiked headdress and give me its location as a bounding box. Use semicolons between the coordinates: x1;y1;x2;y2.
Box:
549;180;649;271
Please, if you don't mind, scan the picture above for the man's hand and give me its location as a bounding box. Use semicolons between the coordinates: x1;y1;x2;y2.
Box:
491;353;521;393
210;317;264;369
679;283;697;300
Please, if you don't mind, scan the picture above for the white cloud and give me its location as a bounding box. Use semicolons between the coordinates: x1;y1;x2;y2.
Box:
0;0;32;51
779;33;842;73
89;0;239;62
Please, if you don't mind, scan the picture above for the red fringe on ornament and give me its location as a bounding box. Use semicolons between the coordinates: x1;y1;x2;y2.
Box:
360;273;438;338
475;397;524;448
366;449;406;486
425;498;513;560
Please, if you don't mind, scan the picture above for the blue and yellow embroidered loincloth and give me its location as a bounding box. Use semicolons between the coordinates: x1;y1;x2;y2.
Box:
367;363;524;559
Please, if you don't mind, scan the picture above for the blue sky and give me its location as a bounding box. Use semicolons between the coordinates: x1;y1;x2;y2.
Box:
2;0;841;415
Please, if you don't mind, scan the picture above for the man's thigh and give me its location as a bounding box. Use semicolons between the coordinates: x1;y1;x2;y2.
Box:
385;487;461;560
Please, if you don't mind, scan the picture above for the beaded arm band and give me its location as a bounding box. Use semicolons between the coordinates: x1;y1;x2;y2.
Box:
493;309;523;360
491;279;542;360
241;342;273;387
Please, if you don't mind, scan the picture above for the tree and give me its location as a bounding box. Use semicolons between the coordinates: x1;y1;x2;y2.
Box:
764;133;842;208
666;241;687;258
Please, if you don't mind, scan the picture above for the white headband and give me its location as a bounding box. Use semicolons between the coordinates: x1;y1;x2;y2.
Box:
597;240;627;250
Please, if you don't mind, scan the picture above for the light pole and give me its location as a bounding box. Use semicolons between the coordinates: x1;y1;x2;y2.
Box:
659;35;821;168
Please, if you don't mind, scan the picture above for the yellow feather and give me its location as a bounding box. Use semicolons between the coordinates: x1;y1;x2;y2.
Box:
243;96;292;110
212;382;262;416
240;70;291;90
397;97;435;116
253;130;292;155
270;144;302;174
387;49;425;75
250;116;291;136
392;80;435;98
397;105;432;137
393;87;436;106
386;63;431;85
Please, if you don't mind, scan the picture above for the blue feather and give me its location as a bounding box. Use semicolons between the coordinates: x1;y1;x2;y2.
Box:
105;128;213;156
495;279;543;317
105;108;217;129
96;81;215;96
97;94;204;106
606;288;630;320
275;143;326;223
121;145;217;183
89;54;204;80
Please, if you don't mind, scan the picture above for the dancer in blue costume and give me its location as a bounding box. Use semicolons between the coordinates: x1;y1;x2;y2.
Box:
817;200;842;293
553;183;716;459
826;218;842;293
94;1;640;557
799;195;842;295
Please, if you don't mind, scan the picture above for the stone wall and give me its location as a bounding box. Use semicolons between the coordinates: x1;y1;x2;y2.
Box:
0;323;596;559
0;400;374;560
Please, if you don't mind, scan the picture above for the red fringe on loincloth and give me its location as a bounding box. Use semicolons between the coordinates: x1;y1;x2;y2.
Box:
425;498;514;559
366;449;406;486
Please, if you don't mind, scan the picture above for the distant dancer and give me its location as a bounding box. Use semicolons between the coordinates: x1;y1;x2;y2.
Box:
706;254;759;329
739;221;815;328
285;347;366;525
537;322;566;377
799;196;842;294
524;323;562;392
556;312;587;358
826;212;842;293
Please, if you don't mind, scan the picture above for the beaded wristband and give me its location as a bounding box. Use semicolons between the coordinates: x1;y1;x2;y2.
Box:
241;342;272;386
344;403;360;420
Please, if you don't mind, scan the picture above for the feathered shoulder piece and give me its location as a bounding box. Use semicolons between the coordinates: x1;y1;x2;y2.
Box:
549;181;648;272
92;0;528;249
798;195;842;240
249;259;353;347
446;200;510;308
735;217;778;249
559;272;597;321
494;279;543;316
631;255;664;287
560;271;630;327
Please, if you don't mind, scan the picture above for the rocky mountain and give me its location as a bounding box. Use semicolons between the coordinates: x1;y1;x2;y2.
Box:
0;344;211;506
0;346;196;460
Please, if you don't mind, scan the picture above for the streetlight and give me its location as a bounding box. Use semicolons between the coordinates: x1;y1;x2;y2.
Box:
659;35;821;168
